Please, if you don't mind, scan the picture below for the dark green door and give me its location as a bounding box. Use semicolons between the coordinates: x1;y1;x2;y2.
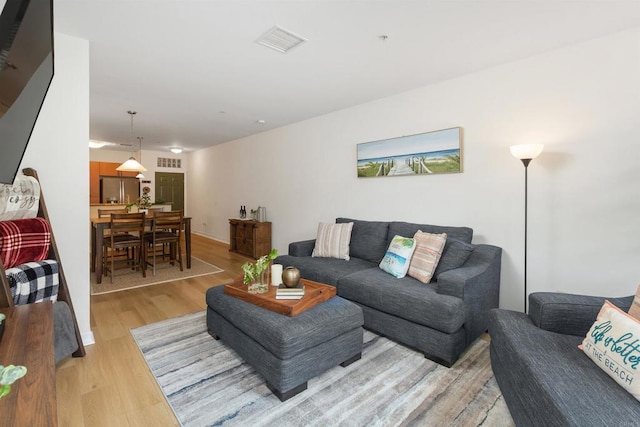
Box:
155;172;184;212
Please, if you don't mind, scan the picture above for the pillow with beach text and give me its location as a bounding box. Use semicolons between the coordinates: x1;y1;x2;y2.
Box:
580;300;640;401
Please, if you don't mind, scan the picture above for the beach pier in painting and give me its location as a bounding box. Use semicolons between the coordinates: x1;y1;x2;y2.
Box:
357;127;462;178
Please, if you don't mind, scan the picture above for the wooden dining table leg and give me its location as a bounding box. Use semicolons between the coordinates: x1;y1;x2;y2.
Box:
95;223;105;284
185;217;192;269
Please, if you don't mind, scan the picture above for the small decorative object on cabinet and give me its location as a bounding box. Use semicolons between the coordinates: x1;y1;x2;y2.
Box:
229;219;272;259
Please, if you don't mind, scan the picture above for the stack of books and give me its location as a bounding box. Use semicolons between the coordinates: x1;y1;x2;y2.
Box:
275;284;305;300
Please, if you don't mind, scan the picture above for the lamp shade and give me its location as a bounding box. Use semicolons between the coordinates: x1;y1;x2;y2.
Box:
510;144;544;160
116;157;148;172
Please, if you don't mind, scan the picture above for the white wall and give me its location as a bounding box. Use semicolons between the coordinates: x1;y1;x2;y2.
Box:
188;28;640;311
19;33;93;342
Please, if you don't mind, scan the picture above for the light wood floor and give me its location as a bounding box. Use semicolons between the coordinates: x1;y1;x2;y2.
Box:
56;234;246;426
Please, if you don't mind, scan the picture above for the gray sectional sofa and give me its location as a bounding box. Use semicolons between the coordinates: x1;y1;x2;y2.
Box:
275;217;502;367
489;292;640;426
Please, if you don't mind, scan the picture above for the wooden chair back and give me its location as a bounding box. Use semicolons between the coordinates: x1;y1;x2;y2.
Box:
109;212;146;239
98;208;128;218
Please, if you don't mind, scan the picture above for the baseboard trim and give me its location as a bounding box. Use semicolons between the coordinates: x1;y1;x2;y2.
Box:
81;330;96;346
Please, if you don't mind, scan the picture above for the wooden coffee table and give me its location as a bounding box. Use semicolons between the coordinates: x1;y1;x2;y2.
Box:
224;277;336;316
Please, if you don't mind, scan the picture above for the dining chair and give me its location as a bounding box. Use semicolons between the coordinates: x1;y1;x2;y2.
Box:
145;210;183;275
103;212;146;283
98;208;129;218
98;208;132;260
146;207;164;216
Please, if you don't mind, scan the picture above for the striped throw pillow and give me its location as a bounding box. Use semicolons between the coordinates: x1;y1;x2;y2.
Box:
408;230;447;283
312;222;354;260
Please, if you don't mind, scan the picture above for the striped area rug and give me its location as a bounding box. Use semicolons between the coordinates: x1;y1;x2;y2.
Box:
131;311;514;427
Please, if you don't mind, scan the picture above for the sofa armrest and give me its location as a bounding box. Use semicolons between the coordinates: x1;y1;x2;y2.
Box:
436;244;502;345
436;244;502;299
528;292;634;337
288;239;316;257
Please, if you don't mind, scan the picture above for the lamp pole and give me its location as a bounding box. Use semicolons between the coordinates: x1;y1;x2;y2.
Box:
521;158;531;313
510;144;543;313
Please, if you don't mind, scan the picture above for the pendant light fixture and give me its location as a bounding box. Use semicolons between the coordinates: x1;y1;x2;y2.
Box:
135;137;145;179
116;110;147;173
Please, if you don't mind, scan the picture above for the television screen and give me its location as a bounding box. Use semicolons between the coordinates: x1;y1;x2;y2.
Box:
0;0;54;184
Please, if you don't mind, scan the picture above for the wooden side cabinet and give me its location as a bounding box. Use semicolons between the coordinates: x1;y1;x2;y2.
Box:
229;219;272;259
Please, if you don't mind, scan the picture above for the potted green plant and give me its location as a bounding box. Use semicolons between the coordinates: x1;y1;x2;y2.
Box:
126;193;152;213
242;249;278;294
0;364;27;399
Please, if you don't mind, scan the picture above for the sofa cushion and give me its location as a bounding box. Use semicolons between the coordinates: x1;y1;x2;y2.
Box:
275;254;376;286
388;221;473;244
337;267;465;334
379;235;416;278
581;301;640;401
336;218;389;264
408;231;447;284
434;238;475;278
311;222;353;260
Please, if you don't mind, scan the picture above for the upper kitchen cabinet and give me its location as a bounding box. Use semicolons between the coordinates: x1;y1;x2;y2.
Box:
90;162;100;203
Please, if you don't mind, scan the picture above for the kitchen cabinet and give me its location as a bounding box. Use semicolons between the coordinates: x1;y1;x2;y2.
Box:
229;219;272;259
89;161;100;203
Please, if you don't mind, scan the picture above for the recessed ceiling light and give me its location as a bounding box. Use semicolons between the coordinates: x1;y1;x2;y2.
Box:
256;119;266;125
170;147;183;154
256;26;306;53
89;140;115;149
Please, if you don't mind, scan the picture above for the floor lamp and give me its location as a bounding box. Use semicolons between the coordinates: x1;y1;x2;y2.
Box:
510;144;544;313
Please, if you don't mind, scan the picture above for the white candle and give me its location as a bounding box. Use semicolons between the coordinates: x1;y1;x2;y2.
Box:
271;264;283;286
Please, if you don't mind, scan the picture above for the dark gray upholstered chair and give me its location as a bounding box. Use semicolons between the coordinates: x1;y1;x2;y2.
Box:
489;292;640;426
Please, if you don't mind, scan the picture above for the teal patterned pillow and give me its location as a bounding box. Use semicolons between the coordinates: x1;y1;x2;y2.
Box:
379;235;416;278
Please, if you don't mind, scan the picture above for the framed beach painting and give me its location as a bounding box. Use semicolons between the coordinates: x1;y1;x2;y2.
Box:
357;127;462;178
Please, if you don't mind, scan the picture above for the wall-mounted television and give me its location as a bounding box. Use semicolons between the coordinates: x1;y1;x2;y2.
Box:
0;0;54;184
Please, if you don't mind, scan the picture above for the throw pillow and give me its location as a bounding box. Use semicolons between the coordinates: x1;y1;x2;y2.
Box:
433;238;475;279
408;230;447;284
379;235;416;279
580;301;640;401
312;222;354;260
628;284;640;320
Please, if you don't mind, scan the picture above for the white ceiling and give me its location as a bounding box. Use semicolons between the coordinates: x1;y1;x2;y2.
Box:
54;0;640;153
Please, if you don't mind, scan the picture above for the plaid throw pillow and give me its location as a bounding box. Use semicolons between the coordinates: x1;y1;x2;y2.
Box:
0;217;51;269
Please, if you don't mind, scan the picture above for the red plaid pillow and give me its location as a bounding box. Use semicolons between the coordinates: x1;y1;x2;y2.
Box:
0;218;51;269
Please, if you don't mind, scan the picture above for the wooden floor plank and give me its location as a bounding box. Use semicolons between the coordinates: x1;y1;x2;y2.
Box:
56;234;246;426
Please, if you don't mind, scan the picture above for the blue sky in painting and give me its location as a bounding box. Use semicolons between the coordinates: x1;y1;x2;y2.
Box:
357;128;460;161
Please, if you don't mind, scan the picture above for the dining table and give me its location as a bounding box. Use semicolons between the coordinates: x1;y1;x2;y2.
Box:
90;216;192;284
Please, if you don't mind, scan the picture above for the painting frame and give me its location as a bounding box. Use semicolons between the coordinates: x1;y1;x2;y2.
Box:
356;127;462;178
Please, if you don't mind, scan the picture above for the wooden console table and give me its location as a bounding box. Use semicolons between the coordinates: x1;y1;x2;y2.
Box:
229;219;272;259
0;303;57;426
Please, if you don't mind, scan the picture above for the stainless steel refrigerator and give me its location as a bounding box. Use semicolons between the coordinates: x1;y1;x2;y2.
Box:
100;176;140;204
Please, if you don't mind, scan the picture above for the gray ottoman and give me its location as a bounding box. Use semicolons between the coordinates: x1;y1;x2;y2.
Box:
206;285;364;401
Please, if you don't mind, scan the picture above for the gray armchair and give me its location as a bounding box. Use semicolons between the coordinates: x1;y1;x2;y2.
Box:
489;292;640;427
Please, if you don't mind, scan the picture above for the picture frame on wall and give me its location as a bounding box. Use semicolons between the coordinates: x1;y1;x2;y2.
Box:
357;127;462;178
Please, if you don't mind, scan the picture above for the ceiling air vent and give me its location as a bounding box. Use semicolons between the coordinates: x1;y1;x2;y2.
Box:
256;26;306;53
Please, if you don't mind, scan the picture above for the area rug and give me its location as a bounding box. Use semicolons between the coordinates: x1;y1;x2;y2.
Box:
131;311;514;427
91;257;223;295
